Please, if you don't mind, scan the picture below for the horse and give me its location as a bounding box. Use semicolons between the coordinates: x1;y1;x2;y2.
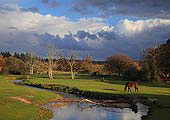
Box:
124;82;138;92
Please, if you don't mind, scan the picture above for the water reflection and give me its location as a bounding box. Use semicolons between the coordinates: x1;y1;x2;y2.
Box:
13;80;148;120
46;102;148;120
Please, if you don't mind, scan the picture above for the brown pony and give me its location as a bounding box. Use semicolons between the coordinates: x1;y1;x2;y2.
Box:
124;82;138;92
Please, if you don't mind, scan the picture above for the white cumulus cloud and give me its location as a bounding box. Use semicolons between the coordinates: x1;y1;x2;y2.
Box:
0;9;107;37
0;3;170;60
116;19;170;37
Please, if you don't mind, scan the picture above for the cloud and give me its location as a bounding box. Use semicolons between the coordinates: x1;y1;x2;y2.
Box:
8;27;17;30
98;19;170;59
71;0;170;19
0;9;107;37
0;2;38;13
0;3;170;60
0;8;107;58
40;0;60;8
0;4;19;12
0;31;39;52
36;32;92;51
76;31;97;40
0;0;20;4
116;19;170;37
21;7;39;13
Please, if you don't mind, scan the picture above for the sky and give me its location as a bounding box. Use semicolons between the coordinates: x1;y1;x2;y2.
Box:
0;0;170;60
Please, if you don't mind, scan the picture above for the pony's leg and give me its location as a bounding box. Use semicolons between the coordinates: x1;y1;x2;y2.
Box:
135;88;138;92
128;88;131;92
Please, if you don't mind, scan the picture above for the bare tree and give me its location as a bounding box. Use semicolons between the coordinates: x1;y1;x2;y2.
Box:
80;54;93;73
68;51;78;79
47;44;57;79
27;52;35;76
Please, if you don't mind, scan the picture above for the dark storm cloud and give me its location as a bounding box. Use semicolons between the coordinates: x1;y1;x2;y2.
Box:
0;5;16;12
8;27;17;30
0;31;39;53
1;26;170;60
0;31;93;58
40;0;60;8
35;32;93;51
76;31;97;40
97;30;116;40
21;7;39;13
72;0;170;18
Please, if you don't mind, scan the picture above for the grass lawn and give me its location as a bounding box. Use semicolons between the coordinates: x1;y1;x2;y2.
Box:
25;74;170;120
0;75;62;120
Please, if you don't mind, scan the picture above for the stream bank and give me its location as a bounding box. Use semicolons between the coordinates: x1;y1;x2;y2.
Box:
14;80;151;120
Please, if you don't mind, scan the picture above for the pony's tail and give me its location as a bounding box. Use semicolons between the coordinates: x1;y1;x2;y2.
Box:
124;83;128;91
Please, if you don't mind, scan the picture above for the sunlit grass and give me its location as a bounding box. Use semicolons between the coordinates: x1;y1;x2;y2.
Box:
0;75;61;120
1;73;170;120
26;74;170;120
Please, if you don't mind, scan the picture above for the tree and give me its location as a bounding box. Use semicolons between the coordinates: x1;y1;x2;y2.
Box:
142;39;170;82
29;53;34;75
105;54;133;76
33;58;47;74
26;52;37;75
156;39;170;69
68;51;78;79
122;61;145;81
13;52;29;62
157;40;170;81
80;54;93;73
47;44;57;79
91;64;106;76
0;54;5;73
4;56;28;74
1;51;12;58
142;48;161;82
55;56;69;71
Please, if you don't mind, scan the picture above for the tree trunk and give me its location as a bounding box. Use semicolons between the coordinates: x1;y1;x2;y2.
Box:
71;65;75;79
48;67;53;79
118;70;121;77
30;65;33;75
48;60;53;79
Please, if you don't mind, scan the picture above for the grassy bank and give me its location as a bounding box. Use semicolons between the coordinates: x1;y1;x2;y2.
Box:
25;74;170;120
0;75;62;120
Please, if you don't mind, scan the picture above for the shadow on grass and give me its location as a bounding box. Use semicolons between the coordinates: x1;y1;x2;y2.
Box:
102;76;170;88
137;93;170;108
34;74;170;89
103;88;118;91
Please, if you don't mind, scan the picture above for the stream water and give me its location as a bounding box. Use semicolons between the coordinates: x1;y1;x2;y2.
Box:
13;80;149;120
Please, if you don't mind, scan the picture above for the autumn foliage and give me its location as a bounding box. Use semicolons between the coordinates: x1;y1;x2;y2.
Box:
105;54;134;76
0;54;5;72
142;39;170;82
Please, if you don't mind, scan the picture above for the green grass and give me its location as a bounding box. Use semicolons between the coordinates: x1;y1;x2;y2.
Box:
0;75;62;120
26;74;170;120
1;73;170;120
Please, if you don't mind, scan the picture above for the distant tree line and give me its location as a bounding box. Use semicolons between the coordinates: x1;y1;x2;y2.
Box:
0;51;99;79
0;39;169;82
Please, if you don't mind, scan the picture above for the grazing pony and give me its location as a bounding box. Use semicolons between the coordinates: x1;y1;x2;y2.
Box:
124;82;138;92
